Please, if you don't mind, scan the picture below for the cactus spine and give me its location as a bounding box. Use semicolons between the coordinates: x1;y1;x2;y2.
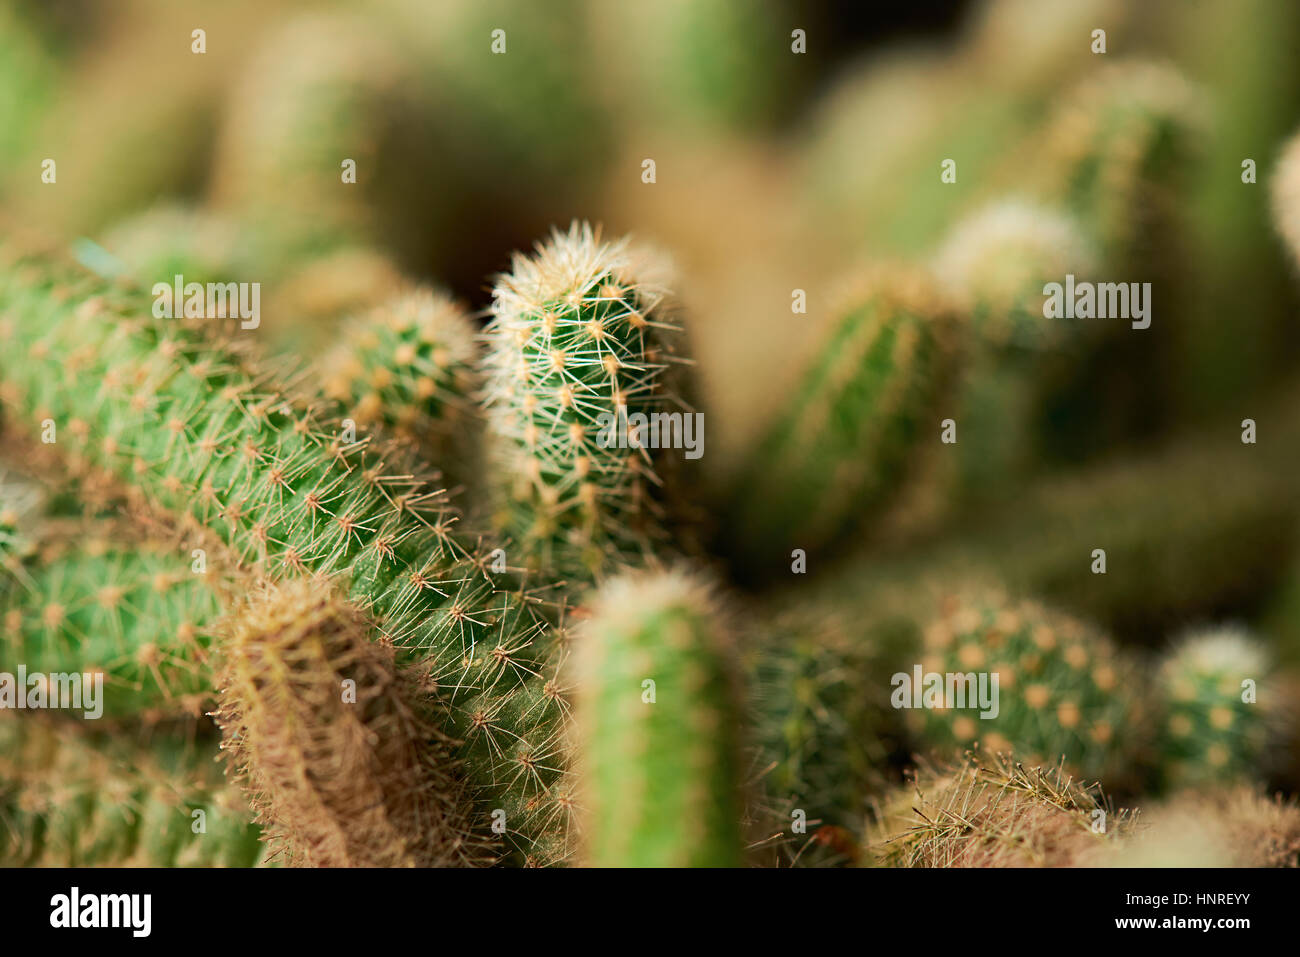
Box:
483;222;691;581
869;752;1134;867
574;569;744;867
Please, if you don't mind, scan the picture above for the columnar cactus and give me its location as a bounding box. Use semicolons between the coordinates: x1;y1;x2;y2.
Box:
322;288;481;483
483;222;693;581
573;569;744;867
725;266;959;570
0;716;265;867
1154;627;1272;789
869;752;1134;867
216;579;487;867
0;246;572;864
914;591;1148;787
1;537;220;721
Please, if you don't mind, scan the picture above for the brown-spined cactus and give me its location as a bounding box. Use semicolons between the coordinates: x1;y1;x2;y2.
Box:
215;578;489;867
868;752;1135;867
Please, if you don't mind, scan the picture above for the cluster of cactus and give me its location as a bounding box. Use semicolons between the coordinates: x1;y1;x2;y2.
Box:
4;0;1300;870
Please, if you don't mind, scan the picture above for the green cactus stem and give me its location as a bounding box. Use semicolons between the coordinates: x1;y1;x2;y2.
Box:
573;569;744;867
914;591;1148;788
482;221;695;582
724;265;959;572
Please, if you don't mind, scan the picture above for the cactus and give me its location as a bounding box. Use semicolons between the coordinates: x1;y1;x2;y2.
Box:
914;591;1148;788
482;222;693;581
0;715;265;867
1;537;219;721
573;569;744;867
868;751;1134;867
0;246;574;864
1272;126;1300;273
322;288;482;484
215;578;488;867
1154;627;1273;789
724;266;959;570
1108;786;1300;867
932;200;1097;495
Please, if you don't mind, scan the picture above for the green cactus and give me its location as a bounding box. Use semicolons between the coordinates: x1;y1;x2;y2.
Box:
0;245;574;864
724;266;959;571
868;751;1135;867
932;199;1097;496
482;222;694;581
913;591;1148;788
573;569;744;867
216;578;489;867
1;536;220;721
1155;627;1273;789
0;715;265;867
322;288;482;485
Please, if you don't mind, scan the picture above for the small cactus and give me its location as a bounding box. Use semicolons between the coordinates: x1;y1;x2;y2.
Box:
1155;627;1273;789
573;569;744;867
322;288;481;482
725;266;959;569
914;591;1147;787
215;579;488;867
483;221;692;581
869;752;1134;867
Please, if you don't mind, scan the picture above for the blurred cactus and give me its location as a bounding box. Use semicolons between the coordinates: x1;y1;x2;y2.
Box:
0;715;264;867
1155;628;1272;789
215;579;486;867
915;592;1148;787
323;289;481;482
573;569;744;867
725;266;959;571
1;537;218;721
869;752;1134;867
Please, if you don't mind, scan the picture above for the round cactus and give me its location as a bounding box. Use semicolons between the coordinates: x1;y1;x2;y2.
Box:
573;569;744;867
914;591;1148;787
1155;627;1273;789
